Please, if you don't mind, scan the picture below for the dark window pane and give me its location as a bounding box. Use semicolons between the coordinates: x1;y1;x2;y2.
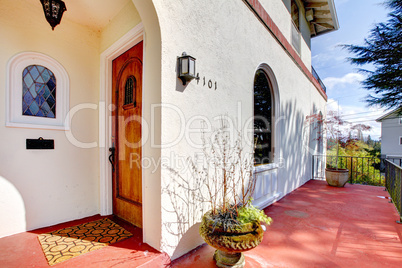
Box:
254;70;272;165
124;76;136;106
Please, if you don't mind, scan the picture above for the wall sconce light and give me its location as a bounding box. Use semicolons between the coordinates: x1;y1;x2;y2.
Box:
178;52;199;85
40;0;67;30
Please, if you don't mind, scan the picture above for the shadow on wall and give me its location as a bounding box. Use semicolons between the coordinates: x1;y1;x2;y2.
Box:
306;104;320;157
170;223;203;260
159;100;322;258
161;164;206;259
175;78;188;93
0;176;26;238
280;100;311;195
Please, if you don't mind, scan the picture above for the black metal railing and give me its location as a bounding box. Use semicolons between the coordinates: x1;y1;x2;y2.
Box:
385;160;402;223
312;155;385;186
312;66;327;93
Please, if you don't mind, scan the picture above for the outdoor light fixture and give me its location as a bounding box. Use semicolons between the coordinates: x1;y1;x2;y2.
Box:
177;52;198;85
40;0;67;30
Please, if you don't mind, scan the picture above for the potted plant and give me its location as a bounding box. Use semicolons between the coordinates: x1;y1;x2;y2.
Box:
325;167;349;187
306;111;350;187
190;125;272;267
199;202;271;267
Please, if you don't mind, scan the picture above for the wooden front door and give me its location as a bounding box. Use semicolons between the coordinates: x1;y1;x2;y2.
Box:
111;41;143;227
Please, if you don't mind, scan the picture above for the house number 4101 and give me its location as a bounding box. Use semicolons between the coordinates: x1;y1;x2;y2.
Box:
197;76;217;90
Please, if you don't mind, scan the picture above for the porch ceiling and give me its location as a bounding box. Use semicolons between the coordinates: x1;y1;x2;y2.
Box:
33;0;132;31
302;0;340;37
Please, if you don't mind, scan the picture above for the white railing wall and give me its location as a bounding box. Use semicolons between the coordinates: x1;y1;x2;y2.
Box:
253;164;282;209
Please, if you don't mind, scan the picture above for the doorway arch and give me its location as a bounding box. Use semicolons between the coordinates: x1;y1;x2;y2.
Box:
99;0;162;252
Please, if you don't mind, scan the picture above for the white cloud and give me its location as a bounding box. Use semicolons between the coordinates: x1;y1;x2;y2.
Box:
326;98;343;112
323;73;365;90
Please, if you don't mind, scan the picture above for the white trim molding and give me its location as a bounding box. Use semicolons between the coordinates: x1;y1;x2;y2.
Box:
99;23;144;216
6;52;70;130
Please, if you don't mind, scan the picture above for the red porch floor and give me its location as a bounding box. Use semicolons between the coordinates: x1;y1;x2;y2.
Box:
1;180;402;267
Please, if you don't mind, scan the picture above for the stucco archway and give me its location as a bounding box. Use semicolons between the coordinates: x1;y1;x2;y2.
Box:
99;0;162;252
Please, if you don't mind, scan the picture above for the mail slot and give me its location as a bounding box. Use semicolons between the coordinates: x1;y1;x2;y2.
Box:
26;137;54;150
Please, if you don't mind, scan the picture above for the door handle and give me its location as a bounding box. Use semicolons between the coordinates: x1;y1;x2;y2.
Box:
109;147;115;172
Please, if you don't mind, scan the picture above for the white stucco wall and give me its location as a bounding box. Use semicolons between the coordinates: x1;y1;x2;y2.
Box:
100;1;142;53
152;0;326;259
262;0;312;68
260;0;292;43
297;0;313;69
0;0;164;252
0;0;144;239
0;0;101;237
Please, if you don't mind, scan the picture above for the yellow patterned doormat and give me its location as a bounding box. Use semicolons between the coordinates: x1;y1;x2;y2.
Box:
38;218;132;266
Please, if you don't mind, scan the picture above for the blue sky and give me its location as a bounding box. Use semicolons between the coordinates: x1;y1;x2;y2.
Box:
311;0;390;140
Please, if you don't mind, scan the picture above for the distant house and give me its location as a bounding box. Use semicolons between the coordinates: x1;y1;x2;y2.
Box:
376;108;402;158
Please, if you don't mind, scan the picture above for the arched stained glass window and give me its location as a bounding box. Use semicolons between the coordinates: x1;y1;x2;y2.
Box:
22;65;56;118
254;69;273;165
124;76;136;107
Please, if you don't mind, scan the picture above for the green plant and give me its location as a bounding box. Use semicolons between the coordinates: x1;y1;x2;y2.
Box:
238;202;272;225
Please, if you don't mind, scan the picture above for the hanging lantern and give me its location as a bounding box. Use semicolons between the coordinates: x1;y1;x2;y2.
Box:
40;0;67;30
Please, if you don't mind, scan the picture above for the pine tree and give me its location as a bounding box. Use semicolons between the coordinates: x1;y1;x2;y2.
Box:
343;0;402;110
366;135;374;147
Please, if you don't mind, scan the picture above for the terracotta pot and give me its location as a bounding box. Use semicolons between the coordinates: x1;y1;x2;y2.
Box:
325;168;349;187
199;211;264;268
